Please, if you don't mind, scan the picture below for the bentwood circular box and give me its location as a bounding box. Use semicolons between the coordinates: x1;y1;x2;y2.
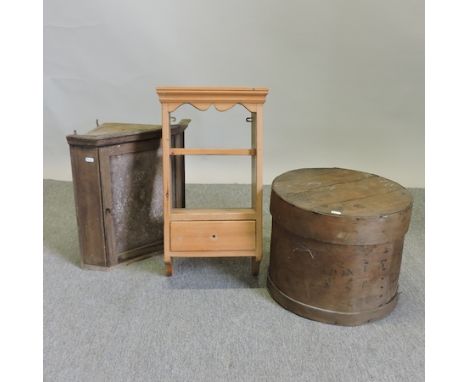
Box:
66;120;190;269
267;168;413;326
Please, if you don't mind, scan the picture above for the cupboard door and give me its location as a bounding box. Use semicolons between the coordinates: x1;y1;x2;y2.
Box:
99;140;164;265
70;145;107;266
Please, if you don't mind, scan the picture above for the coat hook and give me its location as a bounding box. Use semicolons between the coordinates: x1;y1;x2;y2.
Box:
96;119;100;127
246;117;253;123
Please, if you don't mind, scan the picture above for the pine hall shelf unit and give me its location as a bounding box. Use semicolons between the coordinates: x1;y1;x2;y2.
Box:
156;86;269;276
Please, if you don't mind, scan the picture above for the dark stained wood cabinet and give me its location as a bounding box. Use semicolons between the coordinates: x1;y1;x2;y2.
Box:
66;120;189;269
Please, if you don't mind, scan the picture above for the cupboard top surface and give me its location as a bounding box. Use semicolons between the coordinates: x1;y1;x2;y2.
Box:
66;120;190;147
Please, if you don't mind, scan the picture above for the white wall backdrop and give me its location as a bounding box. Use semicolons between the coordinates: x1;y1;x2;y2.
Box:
44;0;424;186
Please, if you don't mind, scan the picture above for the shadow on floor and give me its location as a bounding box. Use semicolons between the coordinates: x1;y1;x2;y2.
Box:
43;180;271;288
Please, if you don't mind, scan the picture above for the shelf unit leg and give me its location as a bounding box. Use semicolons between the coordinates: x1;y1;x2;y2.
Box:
165;258;173;276
252;106;264;265
162;104;173;277
251;257;260;276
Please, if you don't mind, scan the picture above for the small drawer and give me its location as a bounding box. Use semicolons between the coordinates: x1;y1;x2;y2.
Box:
170;220;256;252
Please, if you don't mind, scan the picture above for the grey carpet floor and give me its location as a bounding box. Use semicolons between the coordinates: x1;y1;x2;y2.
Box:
44;180;424;382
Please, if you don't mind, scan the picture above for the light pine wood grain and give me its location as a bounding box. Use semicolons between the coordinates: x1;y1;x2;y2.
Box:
171;208;256;221
157;86;268;276
169;148;255;156
161;104;172;275
170;221;256;252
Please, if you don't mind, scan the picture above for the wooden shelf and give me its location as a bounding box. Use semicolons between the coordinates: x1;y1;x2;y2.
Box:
170;250;256;258
171;208;256;221
169;148;256;156
157;86;268;276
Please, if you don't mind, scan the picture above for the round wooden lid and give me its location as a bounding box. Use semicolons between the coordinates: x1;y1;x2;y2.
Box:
271;168;412;218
